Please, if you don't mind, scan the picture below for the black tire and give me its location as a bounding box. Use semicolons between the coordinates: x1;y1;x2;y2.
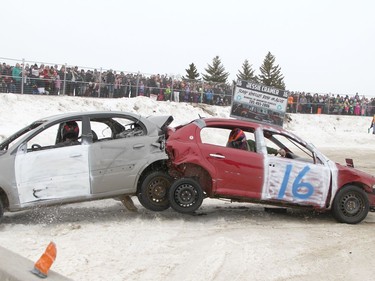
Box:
137;171;172;211
168;178;204;213
332;185;369;224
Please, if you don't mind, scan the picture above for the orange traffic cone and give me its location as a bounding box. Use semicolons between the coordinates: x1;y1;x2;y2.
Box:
31;241;57;278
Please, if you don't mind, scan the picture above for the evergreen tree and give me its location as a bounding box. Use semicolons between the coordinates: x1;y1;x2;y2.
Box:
237;59;257;82
202;56;229;83
258;52;286;90
183;63;200;80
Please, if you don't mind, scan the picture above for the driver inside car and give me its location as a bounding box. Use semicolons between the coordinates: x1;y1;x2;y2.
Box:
226;128;250;150
262;130;286;157
56;121;81;147
227;128;286;157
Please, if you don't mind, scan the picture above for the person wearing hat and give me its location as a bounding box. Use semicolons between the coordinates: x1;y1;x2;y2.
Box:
55;121;81;147
226;128;250;150
227;128;286;157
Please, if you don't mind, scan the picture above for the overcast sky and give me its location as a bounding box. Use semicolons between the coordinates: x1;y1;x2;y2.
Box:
2;0;374;96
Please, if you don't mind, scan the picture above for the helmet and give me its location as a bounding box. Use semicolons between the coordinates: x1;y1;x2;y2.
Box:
227;128;247;150
62;121;79;141
228;128;246;143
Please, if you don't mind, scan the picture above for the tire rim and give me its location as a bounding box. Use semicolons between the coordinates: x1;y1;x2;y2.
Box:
174;184;197;207
147;177;168;203
340;192;364;217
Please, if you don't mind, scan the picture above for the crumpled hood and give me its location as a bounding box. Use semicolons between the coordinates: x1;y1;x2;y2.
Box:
146;115;174;131
336;162;375;189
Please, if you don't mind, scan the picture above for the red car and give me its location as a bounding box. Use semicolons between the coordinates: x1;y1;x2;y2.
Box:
158;117;375;224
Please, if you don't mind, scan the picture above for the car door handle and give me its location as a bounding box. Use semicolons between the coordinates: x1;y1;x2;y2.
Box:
70;153;82;158
133;144;145;149
209;153;225;159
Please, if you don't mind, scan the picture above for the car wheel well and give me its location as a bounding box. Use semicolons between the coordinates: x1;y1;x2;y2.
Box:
339;182;371;194
0;188;8;218
170;163;213;196
137;160;168;192
352;182;372;194
0;188;8;207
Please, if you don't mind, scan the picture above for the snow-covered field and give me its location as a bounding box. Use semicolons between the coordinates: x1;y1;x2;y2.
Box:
0;93;374;281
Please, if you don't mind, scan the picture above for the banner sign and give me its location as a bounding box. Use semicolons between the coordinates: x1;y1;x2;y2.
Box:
230;80;288;126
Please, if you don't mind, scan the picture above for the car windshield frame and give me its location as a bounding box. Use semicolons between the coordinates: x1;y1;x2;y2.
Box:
0;120;46;151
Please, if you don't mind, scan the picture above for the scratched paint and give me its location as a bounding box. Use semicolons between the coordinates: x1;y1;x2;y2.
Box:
326;159;339;206
262;156;331;207
15;145;90;205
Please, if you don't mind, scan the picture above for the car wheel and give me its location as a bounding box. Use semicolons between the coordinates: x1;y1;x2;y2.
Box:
138;171;172;211
168;178;204;214
332;185;369;224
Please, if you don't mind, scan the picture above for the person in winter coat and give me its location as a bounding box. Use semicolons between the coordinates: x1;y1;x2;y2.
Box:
12;63;22;93
106;69;115;98
369;115;375;134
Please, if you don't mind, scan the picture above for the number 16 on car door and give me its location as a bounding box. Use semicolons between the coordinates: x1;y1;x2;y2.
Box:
263;158;331;208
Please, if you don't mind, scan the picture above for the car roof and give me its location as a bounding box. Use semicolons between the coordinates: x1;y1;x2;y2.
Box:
194;117;305;143
195;117;283;132
36;111;145;123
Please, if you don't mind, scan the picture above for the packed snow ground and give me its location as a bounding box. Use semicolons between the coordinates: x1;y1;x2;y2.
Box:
0;93;374;281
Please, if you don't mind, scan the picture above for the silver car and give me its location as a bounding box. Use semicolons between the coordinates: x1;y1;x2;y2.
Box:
0;111;174;220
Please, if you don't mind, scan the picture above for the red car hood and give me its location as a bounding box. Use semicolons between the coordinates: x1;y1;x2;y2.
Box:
336;162;375;191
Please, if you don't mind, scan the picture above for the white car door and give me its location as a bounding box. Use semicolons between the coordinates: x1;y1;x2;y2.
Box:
15;144;90;205
263;156;331;208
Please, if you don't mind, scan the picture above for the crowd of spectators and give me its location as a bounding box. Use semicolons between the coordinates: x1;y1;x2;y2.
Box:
287;91;375;116
1;60;374;116
0;61;232;106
